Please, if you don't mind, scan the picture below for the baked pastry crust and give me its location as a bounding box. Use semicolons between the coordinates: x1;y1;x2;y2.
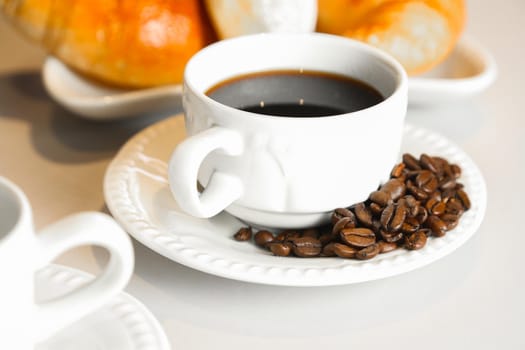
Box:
317;0;466;75
1;0;215;87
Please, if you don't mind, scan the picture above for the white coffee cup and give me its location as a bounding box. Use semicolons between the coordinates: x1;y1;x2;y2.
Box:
169;33;407;228
0;176;134;348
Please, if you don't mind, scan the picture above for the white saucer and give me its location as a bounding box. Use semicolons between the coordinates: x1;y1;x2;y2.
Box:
408;35;497;105
36;264;170;350
104;115;486;286
42;56;182;120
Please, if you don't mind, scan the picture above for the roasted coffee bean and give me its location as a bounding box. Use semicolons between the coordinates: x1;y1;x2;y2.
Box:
381;201;407;232
415;170;433;187
380;203;394;229
380;179;406;200
274;232;287;242
401;216;419;234
331;208;355;225
404;195;418;208
321;242;337;257
355;243;380;260
446;198;465;216
422;177;439;194
451;164;462;179
370;190;391;206
425;197;446;216
340;227;376;247
378;241;398;254
371;220;382;235
333;243;358;258
254;230;274;247
431;202;446;216
268;242;291;256
332;216;354;234
415;206;429;225
403;195;419;217
439;177;457;191
303;228;319;238
408;204;420;218
416;170;438;194
319;233;336;245
418;228;433;237
380;229;404;243
432;156;448;177
426;215;447;237
403;153;421;170
420;153;439;174
369;202;384;216
290;237;322;257
441;188;457;203
284;229;302;238
440;213;460;231
234;227;252;241
275;230;300;242
440;158;455;178
405;231;427;250
354;202;373;227
380;202;407;232
427;191;442;202
404;170;422;179
407;180;429;200
456;189;471;210
390;162;406;178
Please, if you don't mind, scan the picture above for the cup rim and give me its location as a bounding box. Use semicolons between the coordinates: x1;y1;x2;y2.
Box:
183;32;408;121
0;177;31;243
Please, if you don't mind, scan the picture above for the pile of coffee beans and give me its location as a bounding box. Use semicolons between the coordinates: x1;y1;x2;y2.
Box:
233;153;471;260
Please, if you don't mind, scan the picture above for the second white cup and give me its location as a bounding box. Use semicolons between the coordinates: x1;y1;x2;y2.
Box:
0;176;134;348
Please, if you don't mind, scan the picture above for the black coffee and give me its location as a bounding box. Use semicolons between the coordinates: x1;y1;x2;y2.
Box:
205;70;384;117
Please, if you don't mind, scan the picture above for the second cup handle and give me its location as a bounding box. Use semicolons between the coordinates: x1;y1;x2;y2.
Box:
33;212;134;344
169;126;244;218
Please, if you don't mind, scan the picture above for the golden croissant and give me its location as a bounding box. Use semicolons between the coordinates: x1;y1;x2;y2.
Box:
1;0;465;87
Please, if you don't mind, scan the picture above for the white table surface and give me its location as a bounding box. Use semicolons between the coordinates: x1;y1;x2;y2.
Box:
1;1;524;349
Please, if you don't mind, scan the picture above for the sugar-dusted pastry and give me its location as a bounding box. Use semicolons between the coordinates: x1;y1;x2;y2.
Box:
0;0;215;87
317;0;466;75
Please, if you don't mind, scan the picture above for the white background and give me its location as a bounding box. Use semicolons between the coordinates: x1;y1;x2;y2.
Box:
0;0;523;348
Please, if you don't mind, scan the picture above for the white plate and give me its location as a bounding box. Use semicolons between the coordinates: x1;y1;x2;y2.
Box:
43;36;495;120
42;56;182;120
408;36;497;105
104;115;486;286
36;264;170;350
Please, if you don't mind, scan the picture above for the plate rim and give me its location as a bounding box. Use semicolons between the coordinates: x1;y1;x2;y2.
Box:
104;114;487;286
37;264;171;349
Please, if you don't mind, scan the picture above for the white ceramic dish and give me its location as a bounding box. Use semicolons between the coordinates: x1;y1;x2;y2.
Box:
36;264;170;350
42;57;182;120
408;35;497;105
104;115;487;287
43;36;495;120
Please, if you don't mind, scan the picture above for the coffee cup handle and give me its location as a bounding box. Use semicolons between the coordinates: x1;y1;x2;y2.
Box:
33;212;134;343
168;126;244;218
